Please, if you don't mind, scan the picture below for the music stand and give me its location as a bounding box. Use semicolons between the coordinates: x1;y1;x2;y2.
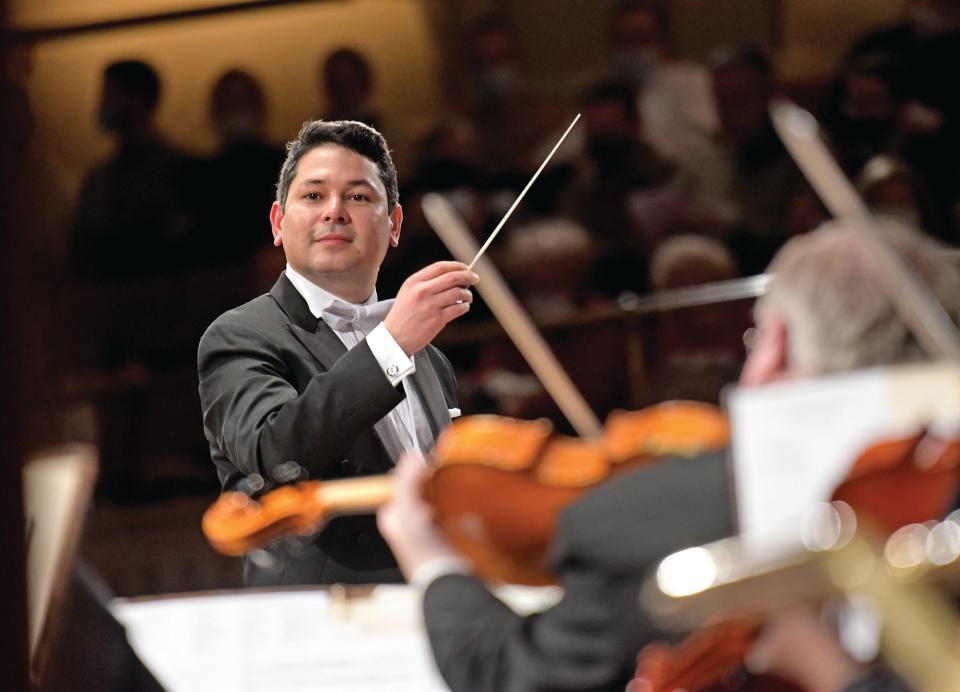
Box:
23;444;98;684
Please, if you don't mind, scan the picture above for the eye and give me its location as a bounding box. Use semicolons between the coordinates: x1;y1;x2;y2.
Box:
349;193;370;202
304;191;320;201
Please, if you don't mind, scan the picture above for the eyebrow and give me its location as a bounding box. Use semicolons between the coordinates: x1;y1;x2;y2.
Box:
299;178;377;189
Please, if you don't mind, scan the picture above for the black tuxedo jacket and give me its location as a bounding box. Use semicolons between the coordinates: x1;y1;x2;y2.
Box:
198;273;458;585
423;451;734;692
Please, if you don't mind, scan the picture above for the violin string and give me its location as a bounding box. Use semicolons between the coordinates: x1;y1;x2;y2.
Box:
468;112;581;271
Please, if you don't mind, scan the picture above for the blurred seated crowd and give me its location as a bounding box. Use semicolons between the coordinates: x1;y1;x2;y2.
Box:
12;0;960;497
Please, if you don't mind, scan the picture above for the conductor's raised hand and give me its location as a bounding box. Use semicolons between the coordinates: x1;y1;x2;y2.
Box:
384;261;478;355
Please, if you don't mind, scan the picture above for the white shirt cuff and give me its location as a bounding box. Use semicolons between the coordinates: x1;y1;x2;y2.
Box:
367;323;415;386
409;556;472;591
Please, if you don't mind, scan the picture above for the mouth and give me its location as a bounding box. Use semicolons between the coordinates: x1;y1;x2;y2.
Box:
313;233;353;245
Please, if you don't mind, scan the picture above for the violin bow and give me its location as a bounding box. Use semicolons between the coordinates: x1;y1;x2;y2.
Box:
468;113;581;270
422;193;603;439
770;99;960;362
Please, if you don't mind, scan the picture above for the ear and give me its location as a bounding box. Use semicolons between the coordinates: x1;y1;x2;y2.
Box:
739;313;788;386
388;204;403;248
269;201;284;247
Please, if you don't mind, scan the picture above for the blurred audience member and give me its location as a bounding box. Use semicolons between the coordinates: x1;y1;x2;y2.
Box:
411;118;481;193
469;218;625;424
849;0;960;141
457;14;561;182
380;120;483;298
857;155;943;236
824;52;906;176
605;0;718;166
503;218;601;323
649;233;737;291
319;47;381;129
642;234;746;406
70;59;197;279
825;49;956;239
852;0;960;233
197;68;284;264
700;45;806;274
560;80;677;296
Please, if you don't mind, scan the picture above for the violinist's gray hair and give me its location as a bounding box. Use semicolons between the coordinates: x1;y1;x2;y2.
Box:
756;216;960;375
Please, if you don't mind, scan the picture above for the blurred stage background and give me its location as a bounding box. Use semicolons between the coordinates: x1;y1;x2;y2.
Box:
8;0;955;599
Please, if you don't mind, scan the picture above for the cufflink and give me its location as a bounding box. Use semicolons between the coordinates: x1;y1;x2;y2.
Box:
386;364;400;377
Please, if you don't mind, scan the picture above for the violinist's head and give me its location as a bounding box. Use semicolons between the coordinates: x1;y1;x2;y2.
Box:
739;217;960;386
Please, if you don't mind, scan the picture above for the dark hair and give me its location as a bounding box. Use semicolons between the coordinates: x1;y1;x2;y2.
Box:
606;0;669;41
707;44;773;78
467;13;513;41
580;80;641;124
843;50;906;102
104;60;161;109
322;48;373;87
211;69;265;113
275;119;399;210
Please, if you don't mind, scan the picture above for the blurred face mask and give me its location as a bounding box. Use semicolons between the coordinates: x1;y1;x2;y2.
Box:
216;112;260;141
612;49;659;85
477;66;518;98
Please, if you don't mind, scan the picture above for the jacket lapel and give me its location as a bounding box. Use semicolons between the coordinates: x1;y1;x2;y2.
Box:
287;320;347;371
271;273;402;462
411;350;453;441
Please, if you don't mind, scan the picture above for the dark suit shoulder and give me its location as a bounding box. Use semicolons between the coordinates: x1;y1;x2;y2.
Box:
554;451;734;574
207;293;283;330
198;294;286;352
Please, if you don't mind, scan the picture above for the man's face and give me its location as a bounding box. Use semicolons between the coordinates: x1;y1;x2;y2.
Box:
99;77;139;134
842;74;897;123
270;144;401;299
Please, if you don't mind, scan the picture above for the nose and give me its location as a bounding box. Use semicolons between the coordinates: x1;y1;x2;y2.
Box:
322;195;348;224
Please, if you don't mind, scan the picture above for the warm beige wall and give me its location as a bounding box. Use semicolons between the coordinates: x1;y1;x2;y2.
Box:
23;0;443;177
10;0;240;28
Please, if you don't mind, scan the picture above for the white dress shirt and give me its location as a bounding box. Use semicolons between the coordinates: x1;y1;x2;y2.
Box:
285;264;432;457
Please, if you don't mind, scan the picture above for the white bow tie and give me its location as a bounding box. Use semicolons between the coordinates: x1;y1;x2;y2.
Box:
322;298;394;334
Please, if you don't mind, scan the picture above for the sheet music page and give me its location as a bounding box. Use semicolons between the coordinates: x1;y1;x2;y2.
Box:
111;584;561;691
729;362;960;554
112;587;448;691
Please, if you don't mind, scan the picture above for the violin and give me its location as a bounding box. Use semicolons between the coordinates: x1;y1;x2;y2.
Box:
629;426;960;692
202;401;730;585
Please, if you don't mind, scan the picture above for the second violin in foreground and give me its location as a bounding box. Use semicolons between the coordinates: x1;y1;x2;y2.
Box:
202;401;730;585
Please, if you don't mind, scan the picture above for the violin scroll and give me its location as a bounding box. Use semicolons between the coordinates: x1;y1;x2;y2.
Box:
202;484;325;556
202;475;393;557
